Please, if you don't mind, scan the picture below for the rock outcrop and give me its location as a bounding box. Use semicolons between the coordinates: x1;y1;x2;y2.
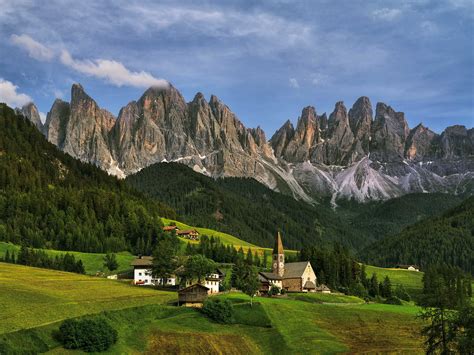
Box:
40;83;473;203
17;102;43;131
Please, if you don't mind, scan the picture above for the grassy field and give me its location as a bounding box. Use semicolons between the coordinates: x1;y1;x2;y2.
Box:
0;262;174;334
1;291;424;354
365;264;424;294
0;242;135;275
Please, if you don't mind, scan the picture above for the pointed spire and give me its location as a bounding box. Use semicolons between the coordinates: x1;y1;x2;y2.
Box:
273;231;284;255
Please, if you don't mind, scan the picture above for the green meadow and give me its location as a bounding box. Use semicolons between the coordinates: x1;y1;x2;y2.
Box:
0;263;425;354
0;262;174;334
0;242;135;275
365;264;424;295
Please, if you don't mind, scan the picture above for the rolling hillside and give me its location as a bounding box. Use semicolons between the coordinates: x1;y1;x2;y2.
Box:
362;197;474;273
0;263;424;353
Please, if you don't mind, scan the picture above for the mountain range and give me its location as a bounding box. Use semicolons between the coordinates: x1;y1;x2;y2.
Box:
17;83;473;203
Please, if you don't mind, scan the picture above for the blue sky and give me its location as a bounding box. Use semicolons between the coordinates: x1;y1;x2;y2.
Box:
0;0;472;135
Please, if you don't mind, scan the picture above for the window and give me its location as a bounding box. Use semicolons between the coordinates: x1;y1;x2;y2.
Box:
145;279;148;283
279;255;283;262
138;272;142;276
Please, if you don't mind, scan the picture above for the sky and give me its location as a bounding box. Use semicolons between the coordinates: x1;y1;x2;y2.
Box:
0;0;472;135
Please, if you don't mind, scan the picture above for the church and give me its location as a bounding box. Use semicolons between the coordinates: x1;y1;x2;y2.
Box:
259;232;318;293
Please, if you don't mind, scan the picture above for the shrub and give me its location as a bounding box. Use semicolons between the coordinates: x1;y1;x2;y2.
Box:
348;282;368;298
394;285;411;302
384;296;403;305
268;285;281;296
280;288;286;295
59;317;117;352
201;298;235;324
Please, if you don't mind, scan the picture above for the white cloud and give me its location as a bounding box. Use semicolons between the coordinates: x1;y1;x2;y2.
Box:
10;34;54;61
289;78;299;88
60;50;168;88
0;79;32;107
372;8;402;21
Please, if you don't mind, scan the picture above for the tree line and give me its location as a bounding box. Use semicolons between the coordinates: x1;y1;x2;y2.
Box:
2;246;85;274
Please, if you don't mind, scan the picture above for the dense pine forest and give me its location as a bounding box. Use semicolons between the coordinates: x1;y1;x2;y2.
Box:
362;197;474;273
0;104;175;253
126;162;466;251
126;162;358;250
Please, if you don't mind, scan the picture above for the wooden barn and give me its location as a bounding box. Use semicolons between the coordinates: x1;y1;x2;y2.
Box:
178;284;209;307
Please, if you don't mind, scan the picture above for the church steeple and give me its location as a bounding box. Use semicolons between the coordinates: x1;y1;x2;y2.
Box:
272;231;285;277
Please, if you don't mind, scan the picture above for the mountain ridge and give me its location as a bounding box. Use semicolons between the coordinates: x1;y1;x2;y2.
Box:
16;83;473;203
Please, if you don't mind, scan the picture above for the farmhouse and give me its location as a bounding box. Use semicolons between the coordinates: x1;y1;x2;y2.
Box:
131;256;176;286
259;232;321;293
177;229;200;240
131;255;224;293
396;264;420;272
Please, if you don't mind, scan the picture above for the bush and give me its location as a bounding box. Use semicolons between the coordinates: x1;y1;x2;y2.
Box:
394;285;411;302
201;298;235;324
348;282;368;298
280;288;286;295
384;296;403;305
59;317;117;352
268;285;281;296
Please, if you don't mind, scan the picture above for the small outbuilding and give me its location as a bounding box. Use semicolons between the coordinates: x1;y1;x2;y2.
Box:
315;284;331;294
178;284;209;307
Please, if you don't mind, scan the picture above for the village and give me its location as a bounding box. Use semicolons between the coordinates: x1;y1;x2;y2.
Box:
131;227;331;306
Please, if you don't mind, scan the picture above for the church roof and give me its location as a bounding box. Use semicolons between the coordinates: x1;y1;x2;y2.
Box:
259;271;282;281
283;261;311;279
304;280;316;289
273;231;284;255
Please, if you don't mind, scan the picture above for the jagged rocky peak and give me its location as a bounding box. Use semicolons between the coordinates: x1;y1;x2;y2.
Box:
36;82;473;202
44;98;70;147
17;102;43;130
405;123;437;161
438;125;474;159
270;119;295;159
371;102;410;161
348;96;372;154
324;101;355;165
59;83;116;168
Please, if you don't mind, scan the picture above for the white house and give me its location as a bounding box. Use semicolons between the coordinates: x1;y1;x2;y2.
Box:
185;269;225;294
131;256;176;286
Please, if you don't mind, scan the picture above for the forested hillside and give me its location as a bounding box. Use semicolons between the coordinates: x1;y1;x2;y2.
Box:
338;193;464;244
361;197;474;273
126;163;356;249
0;104;175;253
126;162;465;251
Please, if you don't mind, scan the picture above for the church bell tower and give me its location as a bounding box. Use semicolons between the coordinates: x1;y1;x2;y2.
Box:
272;231;285;277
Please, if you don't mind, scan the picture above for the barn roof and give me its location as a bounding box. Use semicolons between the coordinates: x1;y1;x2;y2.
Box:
130;256;153;266
283;261;311;278
178;283;209;293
